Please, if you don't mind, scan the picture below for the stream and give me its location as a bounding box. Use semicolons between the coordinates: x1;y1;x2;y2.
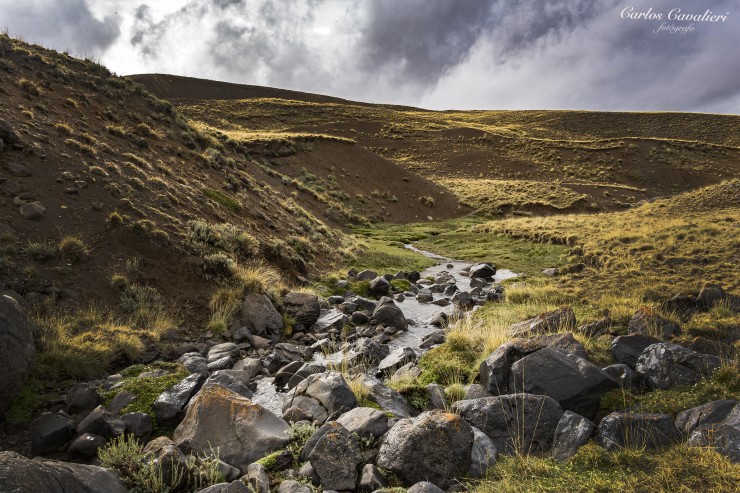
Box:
250;246;517;415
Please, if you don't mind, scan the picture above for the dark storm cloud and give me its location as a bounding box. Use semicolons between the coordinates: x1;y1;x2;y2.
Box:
0;0;120;58
0;0;738;112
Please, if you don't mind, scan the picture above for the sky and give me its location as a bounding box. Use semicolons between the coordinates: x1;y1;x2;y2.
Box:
1;0;739;113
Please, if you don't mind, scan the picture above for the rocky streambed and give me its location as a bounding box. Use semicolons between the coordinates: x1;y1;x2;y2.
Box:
1;248;738;493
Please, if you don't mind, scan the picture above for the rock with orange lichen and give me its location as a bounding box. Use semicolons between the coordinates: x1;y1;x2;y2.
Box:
376;410;474;487
173;384;290;473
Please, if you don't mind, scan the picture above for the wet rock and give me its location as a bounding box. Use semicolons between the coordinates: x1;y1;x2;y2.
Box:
508;306;576;337
453;394;564;455
121;412;152;442
369;276;390;297
233;358;263;380
627;308;681;339
635;342;721;390
376;347;416;377
420;329;445;348
177;352;208;376
596;413;681;450
377;410;474;487
469;263;496;279
66;382;104;414
264;343;303;374
611;333;661;368
371;296;408;332
0;295;35;413
238;293;284;343
31;412;74;455
305;422;362;490
313;309;348;332
468;426;498;478
552;411;596;461
19;201;46;220
77;405;126;439
152;373;206;427
67;433;106;458
510;347;618;419
336;407;389;438
174;385;290;472
417;289;433;303
0;450;128;493
344;337;388;368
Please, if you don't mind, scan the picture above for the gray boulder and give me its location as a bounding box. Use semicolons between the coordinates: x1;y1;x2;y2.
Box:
371;297;408;331
238;293;284;343
596;413;681;450
468;426;498;478
207;343;239;364
283;292;321;331
203;371;253;399
152;372;205;426
635;343;721;390
336;407;389;438
177;352;208;376
417;289;433;303
66;382;104;414
376;346;416;377
627;309;681;339
77;405;126;439
174;385;290;472
469;263;496;279
0;295;35;414
287;372;357;421
0;450;128;493
376;410;474;487
361;375;418;418
368;276;390;297
479;338;547;395
277;480;312;493
509;347;618;419
602;363;645;391
552;411;596;460
67;433;107;458
263;343;303;374
31;412;74;455
688;424;740;463
246;463;270;493
453;394;564;455
407;482;445;493
356;269;377;281
305;422;362;490
359;463;388;492
121;412;152;442
676;400;738;436
313;309;348;332
611;333;661;368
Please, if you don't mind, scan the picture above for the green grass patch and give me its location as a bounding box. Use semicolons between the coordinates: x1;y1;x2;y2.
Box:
347;238;436;273
418;331;484;385
601;366;740;417
203;188;242;211
471;442;740;493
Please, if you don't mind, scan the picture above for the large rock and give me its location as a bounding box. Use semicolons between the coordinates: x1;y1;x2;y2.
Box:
479;338;546;395
376;410;474;487
453;394;564;455
305;422;362;490
287;372;357;421
0;451;128;493
376;347;416;376
283;292;321;331
368;276;390;297
177;352;208;376
263;343;303;374
469;263;496;279
336;407;389;438
174;385;290;472
371;296;408;331
688;424;740;463
508;306;576;337
611;333;661;368
66;382;104;414
142;436;188;489
675;400;739;436
627;309;681;339
77;405;126;439
635;343;721;390
31;413;74;456
0;295;35;414
361;375;418;418
468;427;498;478
152;372;206;426
552;411;596;461
238;293;284;343
509;347;618;419
595;413;681;450
313;309;348;332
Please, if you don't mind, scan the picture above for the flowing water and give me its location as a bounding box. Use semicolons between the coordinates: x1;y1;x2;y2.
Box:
250;246;517;414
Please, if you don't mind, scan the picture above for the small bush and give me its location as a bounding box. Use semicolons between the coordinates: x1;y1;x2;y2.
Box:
25;241;56;261
59;235;88;263
65;138;96;155
18;78;41;95
203;188;242;211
